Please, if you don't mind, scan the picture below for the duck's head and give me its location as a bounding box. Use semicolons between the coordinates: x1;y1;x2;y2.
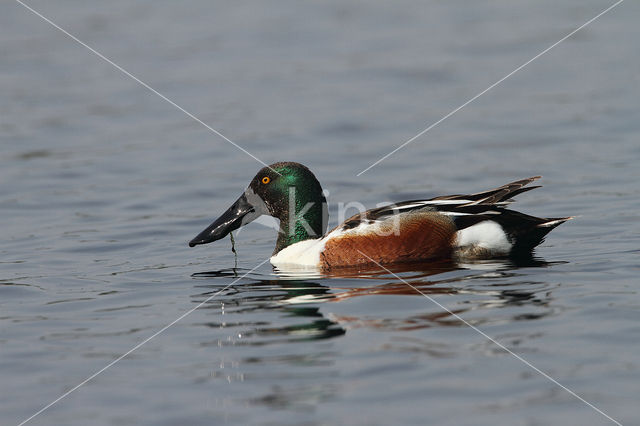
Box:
189;162;328;254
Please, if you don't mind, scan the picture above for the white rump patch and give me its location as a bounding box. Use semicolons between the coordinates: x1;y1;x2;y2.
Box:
455;220;512;256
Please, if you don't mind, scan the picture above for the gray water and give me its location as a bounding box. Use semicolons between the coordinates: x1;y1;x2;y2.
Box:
2;1;639;425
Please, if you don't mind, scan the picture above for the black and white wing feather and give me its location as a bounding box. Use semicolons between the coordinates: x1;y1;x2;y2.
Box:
340;176;543;230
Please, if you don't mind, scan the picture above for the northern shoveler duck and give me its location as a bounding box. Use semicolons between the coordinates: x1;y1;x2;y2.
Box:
189;162;571;270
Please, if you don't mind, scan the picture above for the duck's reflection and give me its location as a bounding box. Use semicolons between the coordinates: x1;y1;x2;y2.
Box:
190;258;560;411
192;278;346;342
191;256;558;339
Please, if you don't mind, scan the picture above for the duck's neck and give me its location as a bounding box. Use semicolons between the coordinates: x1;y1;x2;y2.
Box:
274;188;327;254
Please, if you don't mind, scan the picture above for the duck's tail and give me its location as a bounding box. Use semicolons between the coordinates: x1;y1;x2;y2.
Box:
505;213;574;256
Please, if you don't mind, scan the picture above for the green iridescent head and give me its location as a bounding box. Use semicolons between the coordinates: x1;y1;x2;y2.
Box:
189;162;328;254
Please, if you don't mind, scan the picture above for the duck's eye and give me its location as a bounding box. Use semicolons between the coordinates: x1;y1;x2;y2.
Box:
261;176;271;184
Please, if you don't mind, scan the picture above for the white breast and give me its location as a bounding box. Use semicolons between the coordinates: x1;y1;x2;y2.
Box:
269;223;364;271
270;238;327;269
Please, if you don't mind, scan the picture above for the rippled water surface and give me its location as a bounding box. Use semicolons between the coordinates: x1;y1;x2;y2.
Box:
2;1;639;425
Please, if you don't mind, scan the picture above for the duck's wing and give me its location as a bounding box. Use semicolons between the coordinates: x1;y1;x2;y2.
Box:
430;176;542;205
336;177;544;231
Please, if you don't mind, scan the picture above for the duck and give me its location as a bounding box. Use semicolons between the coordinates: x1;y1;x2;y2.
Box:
189;162;571;270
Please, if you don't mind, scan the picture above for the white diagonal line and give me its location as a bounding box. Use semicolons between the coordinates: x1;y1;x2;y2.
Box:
18;257;271;426
357;0;624;176
14;0;279;174
356;250;622;426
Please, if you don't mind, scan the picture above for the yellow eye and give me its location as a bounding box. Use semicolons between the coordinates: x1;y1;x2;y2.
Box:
261;176;271;184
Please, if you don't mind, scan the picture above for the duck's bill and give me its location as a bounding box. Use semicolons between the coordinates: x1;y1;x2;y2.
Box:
189;191;263;247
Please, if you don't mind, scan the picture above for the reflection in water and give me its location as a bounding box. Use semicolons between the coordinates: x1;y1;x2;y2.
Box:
191;256;558;338
269;254;556;279
249;383;339;410
190;258;559;410
192;279;347;343
271;259;458;280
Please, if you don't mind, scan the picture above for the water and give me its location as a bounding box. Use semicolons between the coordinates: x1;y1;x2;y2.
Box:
2;1;639;424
